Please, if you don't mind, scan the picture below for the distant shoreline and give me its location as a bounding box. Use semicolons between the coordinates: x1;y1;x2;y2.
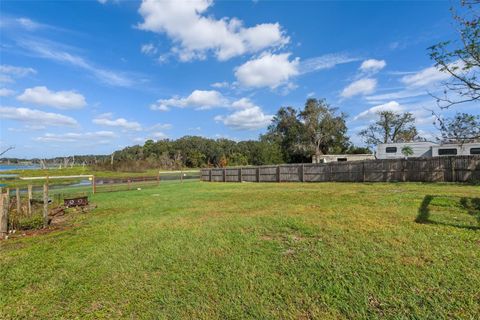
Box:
0;165;40;172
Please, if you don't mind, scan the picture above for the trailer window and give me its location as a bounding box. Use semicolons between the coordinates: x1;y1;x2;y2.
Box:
470;148;480;155
337;158;347;162
385;147;397;153
438;148;457;155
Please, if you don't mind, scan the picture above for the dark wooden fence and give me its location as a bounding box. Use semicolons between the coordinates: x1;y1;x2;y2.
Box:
201;156;480;183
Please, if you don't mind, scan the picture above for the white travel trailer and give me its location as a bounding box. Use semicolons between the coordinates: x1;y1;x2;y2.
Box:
376;141;480;159
376;142;438;159
432;143;480;156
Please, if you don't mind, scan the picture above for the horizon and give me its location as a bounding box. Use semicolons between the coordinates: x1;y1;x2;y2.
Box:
1;0;478;158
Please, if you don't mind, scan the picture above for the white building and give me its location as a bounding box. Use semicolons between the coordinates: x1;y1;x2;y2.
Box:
376;142;480;159
312;154;374;163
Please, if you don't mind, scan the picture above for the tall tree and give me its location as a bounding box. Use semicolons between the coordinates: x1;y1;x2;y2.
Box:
359;111;420;146
263;107;309;163
429;1;480;108
299;98;349;155
434;112;480;143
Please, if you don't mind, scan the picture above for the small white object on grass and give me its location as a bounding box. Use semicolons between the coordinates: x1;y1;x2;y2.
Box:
137;188;142;191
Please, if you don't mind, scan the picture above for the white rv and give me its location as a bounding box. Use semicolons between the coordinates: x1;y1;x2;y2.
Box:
376;142;437;159
376;142;480;159
432;143;480;156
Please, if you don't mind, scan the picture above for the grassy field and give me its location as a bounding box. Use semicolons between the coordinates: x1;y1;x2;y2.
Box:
1;182;479;319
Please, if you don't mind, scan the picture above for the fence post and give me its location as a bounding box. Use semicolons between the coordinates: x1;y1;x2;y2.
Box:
0;193;8;239
43;183;49;228
223;168;226;182
128;179;131;190
277;165;281;182
300;164;305;182
451;157;456;182
256;167;260;182
209;169;212;182
27;185;32;216
362;161;366;182
157;171;160;185
16;187;21;214
238;168;242;182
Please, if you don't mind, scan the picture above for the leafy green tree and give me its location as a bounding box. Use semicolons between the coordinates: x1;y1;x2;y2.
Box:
359;111;421;146
263;107;309;163
299;98;349;156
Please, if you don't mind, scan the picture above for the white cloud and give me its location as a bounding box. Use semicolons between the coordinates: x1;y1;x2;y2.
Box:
0;64;36;83
341;78;377;98
17;86;86;109
93;114;142;131
360;59;386;72
0;65;37;77
0;88;15;97
151;131;167;139
299;54;359;74
401;65;451;87
17;38;134;87
353;101;403;120
211;81;230;89
151;90;227;111
137;0;288;61
365;89;427;103
141;43;157;55
35;131;115;143
214;98;273;130
235;52;299;88
0;106;78;126
15;17;42;30
149;123;172;131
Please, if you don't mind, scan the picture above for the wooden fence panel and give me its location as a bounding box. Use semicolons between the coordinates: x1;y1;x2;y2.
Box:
281;166;300;182
201;156;480;184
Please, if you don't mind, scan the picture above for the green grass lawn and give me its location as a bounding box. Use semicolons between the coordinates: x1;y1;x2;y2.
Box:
1;182;479;319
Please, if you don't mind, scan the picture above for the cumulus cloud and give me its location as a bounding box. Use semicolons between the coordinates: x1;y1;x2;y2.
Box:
360;59;386;72
137;0;288;61
93;113;142;131
17;86;86;109
35;131;115;143
353;101;403;121
151;90;227;111
214;98;273;130
401;65;451;87
0;106;78;126
235;53;299;89
211;81;230;89
341;78;377;98
0;88;15;97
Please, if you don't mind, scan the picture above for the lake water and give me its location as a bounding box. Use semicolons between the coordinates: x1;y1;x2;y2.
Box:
0;165;40;172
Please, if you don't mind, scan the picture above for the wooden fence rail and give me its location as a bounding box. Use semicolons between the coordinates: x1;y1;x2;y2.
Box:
201;156;480;183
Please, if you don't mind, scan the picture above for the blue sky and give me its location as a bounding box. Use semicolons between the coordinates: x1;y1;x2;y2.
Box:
0;0;478;158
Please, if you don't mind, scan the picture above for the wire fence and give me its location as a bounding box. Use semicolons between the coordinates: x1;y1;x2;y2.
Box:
0;170;200;237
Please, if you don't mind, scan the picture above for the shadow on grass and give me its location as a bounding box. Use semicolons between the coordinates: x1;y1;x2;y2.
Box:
416;195;480;230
